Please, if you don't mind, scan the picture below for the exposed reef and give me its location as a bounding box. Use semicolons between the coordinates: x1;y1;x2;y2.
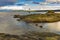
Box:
14;10;60;23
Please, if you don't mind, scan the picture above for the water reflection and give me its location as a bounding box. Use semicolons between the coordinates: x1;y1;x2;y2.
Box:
0;12;60;35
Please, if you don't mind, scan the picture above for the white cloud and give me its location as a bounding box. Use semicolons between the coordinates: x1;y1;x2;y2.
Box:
0;5;23;10
46;0;60;2
0;5;60;10
39;2;50;5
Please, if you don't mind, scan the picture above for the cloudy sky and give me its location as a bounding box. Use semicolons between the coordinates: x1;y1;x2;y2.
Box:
0;0;16;6
0;0;60;6
0;0;44;6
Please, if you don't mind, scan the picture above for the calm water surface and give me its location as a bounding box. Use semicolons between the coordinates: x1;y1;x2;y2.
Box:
0;12;60;35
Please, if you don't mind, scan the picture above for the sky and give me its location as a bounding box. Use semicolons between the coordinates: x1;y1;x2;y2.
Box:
0;0;16;6
0;0;60;6
0;0;44;6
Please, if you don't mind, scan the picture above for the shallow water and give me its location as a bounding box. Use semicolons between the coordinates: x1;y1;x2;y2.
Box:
0;12;60;35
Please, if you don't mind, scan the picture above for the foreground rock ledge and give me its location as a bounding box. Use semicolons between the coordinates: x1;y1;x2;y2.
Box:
0;32;60;40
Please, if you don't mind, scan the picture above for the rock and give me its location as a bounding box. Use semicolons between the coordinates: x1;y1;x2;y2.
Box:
0;31;60;40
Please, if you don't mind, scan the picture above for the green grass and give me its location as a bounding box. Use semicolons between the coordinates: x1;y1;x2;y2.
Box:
21;13;60;23
14;10;60;23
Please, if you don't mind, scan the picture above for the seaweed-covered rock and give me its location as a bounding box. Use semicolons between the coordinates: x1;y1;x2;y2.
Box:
0;32;60;40
14;10;60;23
20;31;60;40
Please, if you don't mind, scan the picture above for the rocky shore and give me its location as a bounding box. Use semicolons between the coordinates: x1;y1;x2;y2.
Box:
0;31;60;40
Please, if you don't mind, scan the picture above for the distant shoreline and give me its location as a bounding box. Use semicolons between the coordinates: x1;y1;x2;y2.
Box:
0;10;60;12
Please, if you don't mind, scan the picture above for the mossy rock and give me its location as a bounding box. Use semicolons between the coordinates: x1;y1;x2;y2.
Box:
0;32;60;40
46;10;55;14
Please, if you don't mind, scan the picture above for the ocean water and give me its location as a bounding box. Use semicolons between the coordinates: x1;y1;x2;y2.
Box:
0;12;60;35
